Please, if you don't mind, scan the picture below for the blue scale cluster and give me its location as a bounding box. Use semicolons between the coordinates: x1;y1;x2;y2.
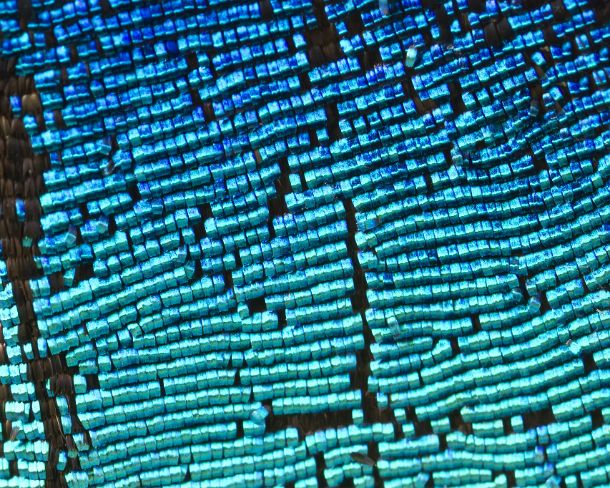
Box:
1;0;610;486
